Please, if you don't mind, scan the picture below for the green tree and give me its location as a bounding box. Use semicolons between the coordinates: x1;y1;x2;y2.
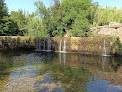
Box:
93;6;122;26
34;0;98;37
34;1;50;36
50;0;64;37
0;0;19;36
0;16;19;36
62;0;96;37
24;13;48;37
34;0;66;37
10;10;27;35
0;0;8;21
0;0;8;35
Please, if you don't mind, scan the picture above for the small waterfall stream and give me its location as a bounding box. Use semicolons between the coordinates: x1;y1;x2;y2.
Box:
47;38;52;51
35;37;41;51
102;39;107;56
58;39;67;53
41;37;52;52
63;39;66;52
35;37;52;52
59;39;62;51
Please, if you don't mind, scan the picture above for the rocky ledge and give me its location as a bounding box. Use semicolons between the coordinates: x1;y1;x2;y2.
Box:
91;22;122;43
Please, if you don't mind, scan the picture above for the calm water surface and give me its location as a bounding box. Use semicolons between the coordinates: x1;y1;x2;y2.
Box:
0;50;122;92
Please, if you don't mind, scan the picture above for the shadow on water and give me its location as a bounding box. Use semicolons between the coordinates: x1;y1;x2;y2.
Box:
0;50;122;92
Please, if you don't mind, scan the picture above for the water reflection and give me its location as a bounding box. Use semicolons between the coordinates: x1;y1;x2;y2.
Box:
0;50;121;92
102;56;108;70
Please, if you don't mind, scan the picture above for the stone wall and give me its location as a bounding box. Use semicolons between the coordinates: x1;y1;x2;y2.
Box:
0;36;35;49
0;36;121;55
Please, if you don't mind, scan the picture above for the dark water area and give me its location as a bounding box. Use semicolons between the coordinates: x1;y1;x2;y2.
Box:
0;49;122;92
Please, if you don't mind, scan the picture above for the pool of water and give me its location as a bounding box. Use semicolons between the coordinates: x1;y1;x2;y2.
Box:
0;49;122;92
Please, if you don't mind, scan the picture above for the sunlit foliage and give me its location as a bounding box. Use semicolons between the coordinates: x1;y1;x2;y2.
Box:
0;0;122;36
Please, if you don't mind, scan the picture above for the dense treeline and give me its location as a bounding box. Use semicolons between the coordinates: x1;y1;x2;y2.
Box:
0;0;122;37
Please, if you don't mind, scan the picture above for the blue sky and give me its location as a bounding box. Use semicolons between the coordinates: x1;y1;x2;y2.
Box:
5;0;122;14
5;0;51;14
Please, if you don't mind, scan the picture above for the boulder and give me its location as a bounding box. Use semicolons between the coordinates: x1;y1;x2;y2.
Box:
109;22;122;29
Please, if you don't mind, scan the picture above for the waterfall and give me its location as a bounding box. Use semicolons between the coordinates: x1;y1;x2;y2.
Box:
102;40;107;56
59;39;62;51
35;37;52;52
42;37;52;52
58;39;67;53
35;37;41;51
63;39;66;52
47;38;51;51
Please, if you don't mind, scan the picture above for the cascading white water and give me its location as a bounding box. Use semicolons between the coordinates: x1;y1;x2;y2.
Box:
36;37;52;52
47;38;51;51
102;40;107;56
63;39;66;52
35;37;41;51
58;39;67;53
59;39;62;51
42;37;52;52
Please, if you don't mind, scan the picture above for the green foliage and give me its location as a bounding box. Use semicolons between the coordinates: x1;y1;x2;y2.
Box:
24;14;49;37
110;36;122;55
0;16;20;36
0;0;121;37
34;0;97;37
71;17;90;37
92;6;122;26
34;0;64;37
0;0;8;20
10;10;27;35
0;0;20;36
0;0;8;35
